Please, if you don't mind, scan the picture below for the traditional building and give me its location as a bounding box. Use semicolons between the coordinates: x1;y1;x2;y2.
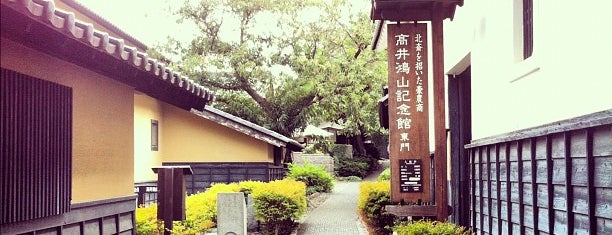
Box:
135;101;303;196
444;1;612;234
1;0;300;234
373;0;611;234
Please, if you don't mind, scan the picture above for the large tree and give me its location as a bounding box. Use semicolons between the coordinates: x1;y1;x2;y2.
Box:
158;0;387;145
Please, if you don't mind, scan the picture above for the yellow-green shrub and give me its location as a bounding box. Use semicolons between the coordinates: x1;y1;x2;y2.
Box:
136;180;305;235
358;181;394;235
286;163;334;194
239;180;265;194
171;183;242;233
136;183;242;235
377;168;391;181
135;204;162;235
394;220;472;235
252;179;307;235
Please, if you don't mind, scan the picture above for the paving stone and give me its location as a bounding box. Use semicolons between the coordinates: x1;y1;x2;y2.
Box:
296;160;389;235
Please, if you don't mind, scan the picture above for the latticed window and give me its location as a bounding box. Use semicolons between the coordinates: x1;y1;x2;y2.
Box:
523;0;533;59
1;68;72;224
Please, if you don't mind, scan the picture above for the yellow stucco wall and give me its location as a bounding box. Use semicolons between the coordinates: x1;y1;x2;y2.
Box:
1;38;135;203
268;145;275;163
134;94;163;182
133;96;274;182
160;103;272;163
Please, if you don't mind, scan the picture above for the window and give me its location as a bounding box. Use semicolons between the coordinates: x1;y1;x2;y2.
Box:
514;0;534;61
523;0;533;59
511;0;539;82
151;119;159;151
1;68;72;224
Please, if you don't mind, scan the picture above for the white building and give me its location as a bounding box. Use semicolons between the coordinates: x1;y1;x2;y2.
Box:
372;0;611;234
445;0;612;139
444;1;612;234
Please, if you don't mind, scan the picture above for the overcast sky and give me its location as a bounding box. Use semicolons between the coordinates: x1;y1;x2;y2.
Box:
75;0;371;48
76;0;197;46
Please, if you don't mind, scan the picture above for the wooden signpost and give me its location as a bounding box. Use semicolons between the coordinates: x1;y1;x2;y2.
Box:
372;0;464;221
386;23;431;204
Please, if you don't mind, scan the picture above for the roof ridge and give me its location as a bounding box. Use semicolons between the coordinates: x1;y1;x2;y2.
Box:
196;106;303;150
58;0;148;50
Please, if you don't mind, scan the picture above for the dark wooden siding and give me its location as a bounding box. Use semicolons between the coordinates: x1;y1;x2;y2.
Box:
467;111;611;235
1;195;136;235
163;162;287;194
1;68;72;224
448;67;471;226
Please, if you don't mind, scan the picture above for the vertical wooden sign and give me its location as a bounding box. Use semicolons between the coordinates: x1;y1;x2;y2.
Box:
387;23;430;203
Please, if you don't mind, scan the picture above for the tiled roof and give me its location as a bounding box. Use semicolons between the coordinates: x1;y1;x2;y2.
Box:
1;0;214;105
58;0;149;50
192;106;304;151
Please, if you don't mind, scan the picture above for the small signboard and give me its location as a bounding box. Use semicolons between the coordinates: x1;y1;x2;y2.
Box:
387;23;430;203
399;159;423;192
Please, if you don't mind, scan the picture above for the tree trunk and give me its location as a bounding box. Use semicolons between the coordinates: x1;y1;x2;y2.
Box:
350;134;367;156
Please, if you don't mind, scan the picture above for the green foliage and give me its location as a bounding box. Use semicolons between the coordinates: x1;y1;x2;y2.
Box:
377;168;390;182
252;179;307;235
335;155;376;178
335;157;369;178
159;0;386;138
394;220;472;235
344;175;363;182
300;138;334;154
370;131;389;159
171;183;242;233
302;144;319;154
364;142;381;159
358;181;395;235
135;183;242;234
286;163;334;194
135;204;162;235
239;180;266;195
331;144;352;158
136;180;308;235
311;139;334;155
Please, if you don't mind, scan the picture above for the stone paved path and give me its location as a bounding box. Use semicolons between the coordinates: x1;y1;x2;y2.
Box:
295;160;389;235
295;182;367;235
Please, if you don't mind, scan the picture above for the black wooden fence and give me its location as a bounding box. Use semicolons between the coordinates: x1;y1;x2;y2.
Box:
134;182;158;207
167;162;288;194
466;112;611;235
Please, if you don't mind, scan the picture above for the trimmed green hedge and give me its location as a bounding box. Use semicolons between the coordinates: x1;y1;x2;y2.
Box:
335;155;377;178
135;179;307;235
394;220;472;235
286;163;334;194
252;179;307;235
358;181;394;235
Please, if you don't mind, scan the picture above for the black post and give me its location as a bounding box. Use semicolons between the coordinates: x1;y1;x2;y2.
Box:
152;166;193;235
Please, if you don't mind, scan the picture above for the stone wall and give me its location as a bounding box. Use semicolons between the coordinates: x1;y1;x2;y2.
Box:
292;152;335;175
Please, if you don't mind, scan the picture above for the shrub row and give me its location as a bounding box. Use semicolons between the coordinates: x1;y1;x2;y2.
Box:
358;177;472;235
394;220;472;235
357;181;394;235
335;154;378;178
135;179;307;235
253;179;307;235
286;163;334;195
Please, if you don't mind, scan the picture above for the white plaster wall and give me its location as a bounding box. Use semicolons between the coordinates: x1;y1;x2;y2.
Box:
445;0;612;139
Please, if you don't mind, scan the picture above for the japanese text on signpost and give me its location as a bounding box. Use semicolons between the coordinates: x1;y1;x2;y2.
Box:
387;23;430;203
